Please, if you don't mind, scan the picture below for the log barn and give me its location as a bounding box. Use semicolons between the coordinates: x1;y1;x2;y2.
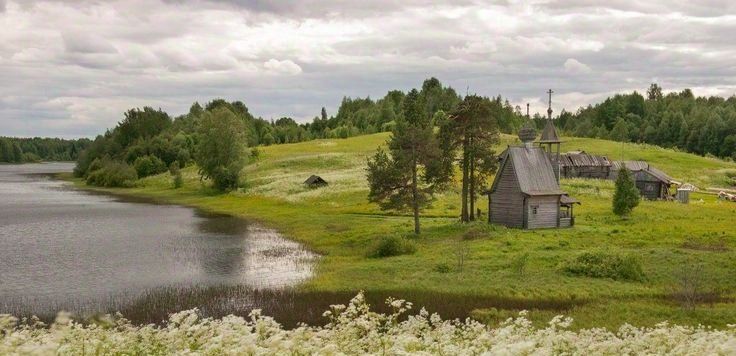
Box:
559;151;612;179
609;161;675;200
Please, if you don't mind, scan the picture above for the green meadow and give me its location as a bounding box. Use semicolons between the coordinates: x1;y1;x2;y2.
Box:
69;132;736;329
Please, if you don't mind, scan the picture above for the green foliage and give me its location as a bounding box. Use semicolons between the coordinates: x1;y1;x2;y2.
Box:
561;252;645;282
443;95;501;222
0;136;89;163
613;168;640;217
366;89;453;234
433;263;451;273
561;84;736;159
169;162;183;189
195;107;247;191
85;160;138;187
133;155;167;178
368;236;416;258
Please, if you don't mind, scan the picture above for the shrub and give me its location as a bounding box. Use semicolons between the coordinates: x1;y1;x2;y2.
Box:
613;168;640;218
134;155;167;178
433;263;451;273
561;252;645;281
170;162;183;189
368;236;416;258
509;253;529;276
85;160;138;187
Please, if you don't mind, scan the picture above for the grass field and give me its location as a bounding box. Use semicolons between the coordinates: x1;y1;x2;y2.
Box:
70;132;736;330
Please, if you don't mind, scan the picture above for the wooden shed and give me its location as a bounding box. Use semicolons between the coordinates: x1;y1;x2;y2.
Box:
609;161;674;200
304;175;328;188
485;125;577;229
559;151;612;179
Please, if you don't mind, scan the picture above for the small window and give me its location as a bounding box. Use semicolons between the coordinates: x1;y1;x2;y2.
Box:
532;205;539;214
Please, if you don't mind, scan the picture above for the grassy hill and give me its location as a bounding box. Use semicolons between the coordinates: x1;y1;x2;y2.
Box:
83;132;736;329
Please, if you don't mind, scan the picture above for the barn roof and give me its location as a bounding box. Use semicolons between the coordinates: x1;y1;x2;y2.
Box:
491;146;565;196
560;152;612;167
611;161;673;183
538;119;561;143
304;175;327;185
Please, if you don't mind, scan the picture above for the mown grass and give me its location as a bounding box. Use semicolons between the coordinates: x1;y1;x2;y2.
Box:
66;133;736;330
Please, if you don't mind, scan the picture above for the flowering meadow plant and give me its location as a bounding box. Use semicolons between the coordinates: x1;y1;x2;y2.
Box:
1;292;735;355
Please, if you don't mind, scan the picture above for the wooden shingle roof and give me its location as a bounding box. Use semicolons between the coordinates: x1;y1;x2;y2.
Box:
538;119;561;143
611;161;673;183
560;152;612;167
491;146;565;196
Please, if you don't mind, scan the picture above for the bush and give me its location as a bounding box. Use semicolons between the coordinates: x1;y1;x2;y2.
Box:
170;162;183;189
433;263;451;273
368;236;416;258
134;155;167;178
85;160;138;187
561;252;644;281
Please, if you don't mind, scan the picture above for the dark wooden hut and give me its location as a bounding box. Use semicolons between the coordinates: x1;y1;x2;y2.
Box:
559;151;612;179
485;122;578;229
609;161;674;200
304;175;328;188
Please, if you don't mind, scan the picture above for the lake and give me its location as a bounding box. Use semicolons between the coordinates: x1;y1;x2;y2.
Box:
0;163;316;319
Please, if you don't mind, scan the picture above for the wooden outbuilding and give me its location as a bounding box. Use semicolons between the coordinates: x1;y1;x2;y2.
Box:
609;161;674;200
559;151;612;179
484;122;578;229
304;175;328;188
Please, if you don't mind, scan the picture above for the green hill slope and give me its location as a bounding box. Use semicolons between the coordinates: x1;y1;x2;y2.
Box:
95;132;736;329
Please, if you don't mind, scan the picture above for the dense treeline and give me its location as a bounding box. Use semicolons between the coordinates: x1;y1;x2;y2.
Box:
0;137;91;163
556;84;736;160
76;78;526;188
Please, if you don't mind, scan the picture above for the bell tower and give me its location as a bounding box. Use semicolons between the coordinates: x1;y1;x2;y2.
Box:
538;89;561;182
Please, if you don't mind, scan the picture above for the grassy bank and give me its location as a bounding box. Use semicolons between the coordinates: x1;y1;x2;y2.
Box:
67;133;736;330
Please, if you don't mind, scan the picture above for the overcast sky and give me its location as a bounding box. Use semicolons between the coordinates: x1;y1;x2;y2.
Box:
2;0;736;138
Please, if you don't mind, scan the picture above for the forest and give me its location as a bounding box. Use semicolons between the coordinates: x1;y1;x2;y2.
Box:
554;84;736;160
0;137;90;163
74;78;526;187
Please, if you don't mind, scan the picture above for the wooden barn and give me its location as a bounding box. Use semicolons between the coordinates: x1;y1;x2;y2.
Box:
609;161;675;200
559;151;612;179
304;175;328;188
484;123;578;229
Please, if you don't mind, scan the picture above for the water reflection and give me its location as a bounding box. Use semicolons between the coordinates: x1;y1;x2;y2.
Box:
0;163;317;317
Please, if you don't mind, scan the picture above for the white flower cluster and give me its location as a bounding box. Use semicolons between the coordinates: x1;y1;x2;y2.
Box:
1;292;735;355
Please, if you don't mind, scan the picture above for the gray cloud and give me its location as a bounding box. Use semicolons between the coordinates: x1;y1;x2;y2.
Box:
1;0;735;138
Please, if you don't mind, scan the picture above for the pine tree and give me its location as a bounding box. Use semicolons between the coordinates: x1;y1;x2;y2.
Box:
441;95;500;222
613;168;640;219
366;89;452;234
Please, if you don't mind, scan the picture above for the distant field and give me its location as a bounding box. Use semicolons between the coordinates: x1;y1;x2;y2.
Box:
79;132;736;330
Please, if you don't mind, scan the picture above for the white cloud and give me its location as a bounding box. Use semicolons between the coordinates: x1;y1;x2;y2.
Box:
0;0;735;137
564;58;592;74
263;59;302;75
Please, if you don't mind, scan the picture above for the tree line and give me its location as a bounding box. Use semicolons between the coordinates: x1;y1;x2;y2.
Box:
75;78;526;189
0;137;91;163
554;84;736;160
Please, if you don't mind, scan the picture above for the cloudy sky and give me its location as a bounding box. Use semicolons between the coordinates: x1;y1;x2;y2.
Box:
2;0;736;138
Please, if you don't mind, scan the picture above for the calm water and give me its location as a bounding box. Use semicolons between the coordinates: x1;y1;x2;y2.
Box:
0;163;316;316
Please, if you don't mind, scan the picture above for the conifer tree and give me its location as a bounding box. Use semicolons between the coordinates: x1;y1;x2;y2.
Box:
366;89;452;234
613;168;640;218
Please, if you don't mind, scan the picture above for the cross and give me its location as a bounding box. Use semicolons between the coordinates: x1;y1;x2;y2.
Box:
547;89;554;120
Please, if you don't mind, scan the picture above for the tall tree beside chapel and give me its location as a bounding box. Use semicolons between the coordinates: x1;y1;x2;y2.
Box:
366;89;453;234
441;95;500;222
